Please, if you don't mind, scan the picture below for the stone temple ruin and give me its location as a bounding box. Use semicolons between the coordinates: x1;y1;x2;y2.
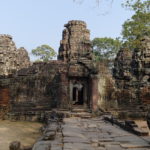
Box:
0;20;149;120
0;20;150;150
113;37;150;118
0;21;98;118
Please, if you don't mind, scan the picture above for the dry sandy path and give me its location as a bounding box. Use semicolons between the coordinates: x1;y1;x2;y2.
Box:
0;120;42;150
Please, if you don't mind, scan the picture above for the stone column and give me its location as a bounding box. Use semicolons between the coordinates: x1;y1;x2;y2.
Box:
76;88;79;103
90;75;99;111
59;73;70;109
69;82;73;105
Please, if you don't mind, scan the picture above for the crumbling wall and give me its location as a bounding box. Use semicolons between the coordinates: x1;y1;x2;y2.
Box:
113;36;150;118
96;62;117;111
0;34;31;111
17;47;30;70
8;61;68;112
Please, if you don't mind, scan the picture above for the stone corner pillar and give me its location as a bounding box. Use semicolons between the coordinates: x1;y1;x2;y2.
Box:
90;75;99;111
58;72;70;109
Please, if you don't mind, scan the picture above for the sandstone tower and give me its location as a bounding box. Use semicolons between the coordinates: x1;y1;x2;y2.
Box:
58;20;92;62
58;20;96;108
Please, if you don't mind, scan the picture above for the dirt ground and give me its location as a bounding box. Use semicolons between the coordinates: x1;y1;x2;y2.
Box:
0;120;42;150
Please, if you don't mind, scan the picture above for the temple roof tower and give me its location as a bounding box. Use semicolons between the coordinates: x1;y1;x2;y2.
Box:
58;20;94;77
58;20;92;62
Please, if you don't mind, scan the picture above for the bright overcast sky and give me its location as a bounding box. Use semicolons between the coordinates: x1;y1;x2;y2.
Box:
0;0;133;60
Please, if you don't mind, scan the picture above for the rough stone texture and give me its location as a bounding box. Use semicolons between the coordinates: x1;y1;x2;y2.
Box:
113;36;150;118
58;20;92;63
33;111;150;150
96;62;117;111
58;20;94;77
9;61;68;113
9;141;21;150
0;34;30;76
58;20;96;110
17;47;30;70
0;21;98;116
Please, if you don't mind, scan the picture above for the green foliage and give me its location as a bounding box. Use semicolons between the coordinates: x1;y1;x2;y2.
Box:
123;0;150;13
32;45;57;62
122;0;150;49
92;37;122;61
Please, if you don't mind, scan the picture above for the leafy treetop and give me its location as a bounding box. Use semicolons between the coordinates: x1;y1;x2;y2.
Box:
32;45;57;62
92;37;122;62
122;0;150;49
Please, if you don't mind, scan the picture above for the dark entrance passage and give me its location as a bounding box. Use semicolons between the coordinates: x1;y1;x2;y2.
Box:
73;87;77;102
70;79;89;108
78;87;84;105
72;86;84;105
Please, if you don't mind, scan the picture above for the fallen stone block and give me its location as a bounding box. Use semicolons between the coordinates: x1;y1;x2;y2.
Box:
9;141;21;150
42;131;56;140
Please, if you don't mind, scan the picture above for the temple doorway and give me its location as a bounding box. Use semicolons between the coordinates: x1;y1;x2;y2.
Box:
73;87;84;105
70;80;88;107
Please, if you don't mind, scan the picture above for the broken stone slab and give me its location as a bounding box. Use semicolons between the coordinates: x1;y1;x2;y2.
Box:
50;140;63;150
105;144;125;150
21;146;32;150
9;141;21;150
32;141;51;150
97;147;106;150
44;126;58;134
104;117;149;136
63;143;95;150
120;143;150;149
63;136;90;144
98;138;114;142
42;131;56;140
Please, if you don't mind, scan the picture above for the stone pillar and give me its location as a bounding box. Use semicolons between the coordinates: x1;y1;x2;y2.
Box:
59;73;70;109
90;75;99;111
76;88;79;103
69;82;73;104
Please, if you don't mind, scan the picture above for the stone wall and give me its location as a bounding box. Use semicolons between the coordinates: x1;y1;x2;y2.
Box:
8;61;68;112
0;60;69;120
92;62;117;111
113;36;150;118
0;34;30;76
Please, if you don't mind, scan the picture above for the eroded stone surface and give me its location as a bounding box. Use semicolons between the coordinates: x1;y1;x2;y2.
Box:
38;113;150;150
0;34;30;76
113;36;150;118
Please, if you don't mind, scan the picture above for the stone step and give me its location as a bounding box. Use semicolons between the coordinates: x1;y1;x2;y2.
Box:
71;108;89;113
70;112;92;118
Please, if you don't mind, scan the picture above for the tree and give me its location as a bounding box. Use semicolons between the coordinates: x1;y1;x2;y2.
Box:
122;0;150;49
92;37;121;62
122;0;150;13
32;45;57;62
